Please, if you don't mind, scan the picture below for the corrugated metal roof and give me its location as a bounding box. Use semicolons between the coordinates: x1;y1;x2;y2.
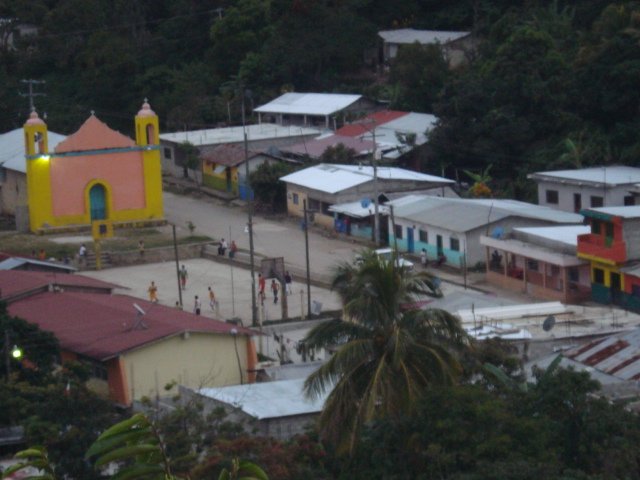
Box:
1;271;254;361
388;196;583;232
513;225;590;246
0;129;67;173
280;134;376;158
529;166;640;186
379;29;470;45
160;123;321;147
200;143;260;167
329;200;390;218
566;329;640;381
255;93;362;116
583;205;640;219
335;110;409;136
196;377;329;420
0;257;76;271
280;164;453;194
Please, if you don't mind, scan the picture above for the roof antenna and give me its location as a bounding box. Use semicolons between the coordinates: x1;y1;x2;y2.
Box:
132;303;149;331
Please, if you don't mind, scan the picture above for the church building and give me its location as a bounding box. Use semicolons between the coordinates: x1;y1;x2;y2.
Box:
23;101;164;233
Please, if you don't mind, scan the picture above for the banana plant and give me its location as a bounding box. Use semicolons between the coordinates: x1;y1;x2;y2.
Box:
3;414;269;480
1;445;56;480
85;413;168;480
217;458;269;480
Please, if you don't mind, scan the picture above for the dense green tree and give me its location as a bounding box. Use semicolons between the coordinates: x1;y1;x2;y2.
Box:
303;250;470;453
345;366;640;480
249;161;298;213
388;42;451;112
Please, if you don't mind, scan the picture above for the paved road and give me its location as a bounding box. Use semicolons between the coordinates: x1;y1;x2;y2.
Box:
163;192;358;277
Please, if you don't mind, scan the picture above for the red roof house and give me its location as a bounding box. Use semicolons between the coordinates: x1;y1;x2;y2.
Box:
1;271;258;405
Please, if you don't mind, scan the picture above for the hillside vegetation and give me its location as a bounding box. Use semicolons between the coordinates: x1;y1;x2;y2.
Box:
2;0;640;196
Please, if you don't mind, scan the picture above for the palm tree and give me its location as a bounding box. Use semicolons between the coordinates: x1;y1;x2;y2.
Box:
303;250;470;453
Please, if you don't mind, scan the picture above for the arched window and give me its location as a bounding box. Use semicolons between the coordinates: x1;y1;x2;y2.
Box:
146;124;156;145
89;184;107;220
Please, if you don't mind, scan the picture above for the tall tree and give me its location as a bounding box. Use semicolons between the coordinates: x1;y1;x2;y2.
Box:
303;250;470;453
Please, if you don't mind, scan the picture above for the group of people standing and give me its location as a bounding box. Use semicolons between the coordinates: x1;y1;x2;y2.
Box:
258;271;293;305
148;264;218;316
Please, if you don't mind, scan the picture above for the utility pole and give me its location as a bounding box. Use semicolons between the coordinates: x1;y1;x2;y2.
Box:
351;119;380;245
242;90;258;326
303;200;312;319
19;79;46;110
172;225;183;307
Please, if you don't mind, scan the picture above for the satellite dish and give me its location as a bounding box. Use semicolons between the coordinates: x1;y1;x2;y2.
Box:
543;315;556;332
132;303;149;331
492;227;504;239
133;303;146;316
361;198;372;209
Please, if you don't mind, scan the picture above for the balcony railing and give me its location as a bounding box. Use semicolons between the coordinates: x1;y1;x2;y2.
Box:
577;233;626;263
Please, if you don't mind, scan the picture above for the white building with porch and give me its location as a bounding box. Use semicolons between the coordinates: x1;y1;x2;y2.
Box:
481;225;592;304
386;195;583;269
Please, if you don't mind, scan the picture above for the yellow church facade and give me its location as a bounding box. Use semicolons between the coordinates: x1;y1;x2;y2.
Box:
24;102;164;233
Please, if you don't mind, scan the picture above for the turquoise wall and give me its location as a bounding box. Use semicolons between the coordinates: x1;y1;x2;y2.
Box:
389;235;465;267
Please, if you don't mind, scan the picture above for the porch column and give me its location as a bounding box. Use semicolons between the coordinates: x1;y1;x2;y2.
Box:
485;246;490;272
542;261;547;289
502;250;507;276
522;256;528;289
562;266;568;301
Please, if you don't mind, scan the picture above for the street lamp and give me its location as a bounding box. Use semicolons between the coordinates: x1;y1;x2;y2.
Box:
4;330;22;380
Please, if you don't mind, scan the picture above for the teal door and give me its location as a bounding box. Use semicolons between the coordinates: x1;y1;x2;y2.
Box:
89;184;106;220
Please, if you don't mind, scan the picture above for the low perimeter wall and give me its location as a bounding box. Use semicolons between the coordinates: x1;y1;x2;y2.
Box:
107;243;212;266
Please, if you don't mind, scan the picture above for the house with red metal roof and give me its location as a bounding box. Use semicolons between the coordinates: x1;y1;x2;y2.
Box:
1;271;258;406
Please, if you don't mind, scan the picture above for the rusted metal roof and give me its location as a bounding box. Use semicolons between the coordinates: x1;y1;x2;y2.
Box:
566;329;640;380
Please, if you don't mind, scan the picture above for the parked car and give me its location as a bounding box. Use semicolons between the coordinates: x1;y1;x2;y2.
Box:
355;248;414;270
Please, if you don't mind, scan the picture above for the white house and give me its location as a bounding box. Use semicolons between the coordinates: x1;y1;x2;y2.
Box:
386;195;583;268
528;166;640;213
254;93;380;129
280;164;454;242
480;225;592;303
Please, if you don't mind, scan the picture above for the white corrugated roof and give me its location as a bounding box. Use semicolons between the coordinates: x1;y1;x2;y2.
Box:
280;164;453;194
160;123;321;147
0;129;67;173
529;166;640;186
379;29;470;45
387;196;583;232
196;377;328;420
514;225;591;246
329;200;390;218
0;257;76;271
255;93;362;116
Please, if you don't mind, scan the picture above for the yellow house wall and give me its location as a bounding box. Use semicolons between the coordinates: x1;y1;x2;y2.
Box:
122;332;248;401
286;188;307;218
590;261;624;289
285;187;335;229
